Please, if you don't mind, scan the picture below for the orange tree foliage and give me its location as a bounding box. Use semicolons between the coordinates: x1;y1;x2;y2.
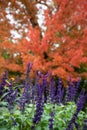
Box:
0;0;87;80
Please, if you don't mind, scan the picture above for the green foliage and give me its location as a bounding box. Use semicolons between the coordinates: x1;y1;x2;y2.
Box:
2;50;10;59
75;63;87;73
0;102;86;130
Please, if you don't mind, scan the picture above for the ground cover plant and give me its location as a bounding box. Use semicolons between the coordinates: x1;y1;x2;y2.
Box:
0;63;87;130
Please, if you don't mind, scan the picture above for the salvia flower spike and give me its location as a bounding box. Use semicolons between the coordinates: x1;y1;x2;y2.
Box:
31;83;44;128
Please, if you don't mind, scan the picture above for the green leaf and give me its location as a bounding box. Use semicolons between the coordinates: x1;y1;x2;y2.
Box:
26;120;32;126
2;50;10;59
14;110;21;116
0;101;8;107
36;126;42;130
55;32;63;37
0;116;4;119
0;128;7;130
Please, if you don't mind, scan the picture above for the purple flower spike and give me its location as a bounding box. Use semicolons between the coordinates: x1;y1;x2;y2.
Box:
74;121;79;130
0;71;8;97
83;119;87;130
19;84;30;114
42;73;49;103
55;79;64;104
66;89;87;130
49;111;55;130
65;78;81;103
26;62;32;80
50;79;56;103
76;89;87;112
31;84;44;128
5;89;18;110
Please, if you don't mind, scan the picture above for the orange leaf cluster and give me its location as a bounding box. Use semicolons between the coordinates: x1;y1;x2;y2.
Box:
0;0;87;81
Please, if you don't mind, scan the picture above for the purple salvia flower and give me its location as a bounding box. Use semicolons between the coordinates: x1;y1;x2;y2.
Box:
83;119;87;130
19;84;30;114
31;85;37;104
42;73;49;90
0;71;8;97
69;85;76;102
66;89;87;130
31;72;42;104
66;115;81;130
49;111;55;130
74;121;79;130
5;89;18;110
65;78;80;103
6;87;18;127
23;62;33;93
31;83;44;128
9;79;13;90
42;73;49;103
18;63;33;113
11;116;17;126
26;62;32;77
31;126;35;130
55;79;64;104
76;89;87;112
25;62;32;84
71;78;81;101
19;99;26;114
73;78;81;92
49;78;56;103
65;115;77;130
65;77;74;103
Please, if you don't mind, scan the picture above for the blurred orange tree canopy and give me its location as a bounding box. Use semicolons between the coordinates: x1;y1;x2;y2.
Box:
0;0;87;80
